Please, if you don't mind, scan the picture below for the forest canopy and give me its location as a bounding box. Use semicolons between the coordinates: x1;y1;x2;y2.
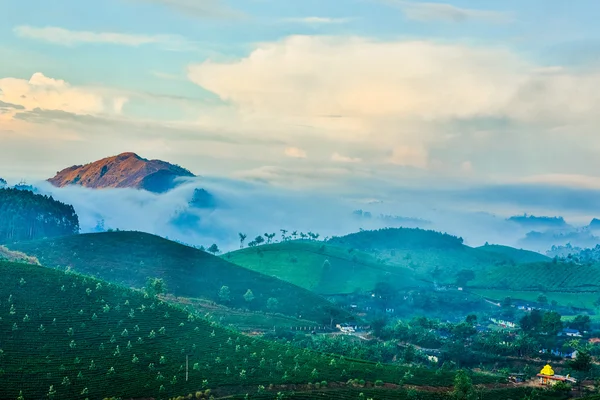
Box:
0;188;80;243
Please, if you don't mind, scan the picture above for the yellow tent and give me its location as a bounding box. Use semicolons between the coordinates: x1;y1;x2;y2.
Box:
540;364;554;376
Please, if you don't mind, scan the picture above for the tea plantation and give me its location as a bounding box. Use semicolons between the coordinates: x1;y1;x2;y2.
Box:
0;260;507;399
7;231;353;325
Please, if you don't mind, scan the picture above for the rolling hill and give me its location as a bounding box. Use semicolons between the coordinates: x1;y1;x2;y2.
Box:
223;241;427;295
48;152;195;193
475;244;550;264
325;228;552;284
1;260;507;399
7;232;353;325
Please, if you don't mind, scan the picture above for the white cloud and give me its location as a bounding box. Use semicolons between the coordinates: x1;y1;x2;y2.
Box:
284;147;307;158
381;1;513;23
0;72;127;116
388;145;428;169
331;152;361;163
133;0;245;19
284;17;352;25
14;26;193;50
187;34;600;173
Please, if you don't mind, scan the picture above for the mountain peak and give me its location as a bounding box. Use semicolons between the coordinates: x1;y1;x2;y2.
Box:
48;152;195;193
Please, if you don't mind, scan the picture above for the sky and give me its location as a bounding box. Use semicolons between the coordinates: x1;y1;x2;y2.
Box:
3;0;600;195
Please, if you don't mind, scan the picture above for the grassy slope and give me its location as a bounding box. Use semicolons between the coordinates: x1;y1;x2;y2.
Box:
326;228;557;285
8;232;352;325
0;261;503;399
475;244;550;264
223;241;426;295
470;261;600;292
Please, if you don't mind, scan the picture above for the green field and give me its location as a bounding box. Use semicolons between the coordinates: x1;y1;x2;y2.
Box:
8;232;353;325
0;260;507;399
223;241;426;294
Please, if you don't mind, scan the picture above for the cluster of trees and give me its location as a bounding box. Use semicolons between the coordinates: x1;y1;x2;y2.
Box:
237;230;322;249
547;243;600;266
0;188;80;243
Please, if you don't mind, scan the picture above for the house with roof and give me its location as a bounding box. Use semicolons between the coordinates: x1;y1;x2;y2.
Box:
536;364;576;386
559;328;583;337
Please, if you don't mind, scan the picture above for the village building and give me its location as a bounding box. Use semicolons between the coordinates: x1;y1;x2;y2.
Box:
559;328;583;337
536;364;576;386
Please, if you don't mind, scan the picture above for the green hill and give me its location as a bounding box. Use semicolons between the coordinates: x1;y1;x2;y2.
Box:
223;241;426;295
0;260;504;399
475;244;550;264
326;228;551;285
470;260;600;292
7;232;353;325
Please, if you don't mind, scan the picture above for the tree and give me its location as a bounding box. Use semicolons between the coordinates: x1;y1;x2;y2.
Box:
537;294;548;305
451;370;476;400
569;348;592;390
254;236;265;246
465;314;477;326
145;278;167;297
568;315;591;332
219;286;231;302
0;178;6;188
280;229;288;241
238;233;247;249
207;244;220;255
243;289;255;303
541;311;563;335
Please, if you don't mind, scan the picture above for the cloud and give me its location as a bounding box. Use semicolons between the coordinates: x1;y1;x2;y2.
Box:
30;174;600;255
187;35;600;173
133;0;246;19
284;147;307;158
381;1;513;23
14;26;194;51
331;152;361;163
0;100;25;110
0;72;127;116
284;17;353;25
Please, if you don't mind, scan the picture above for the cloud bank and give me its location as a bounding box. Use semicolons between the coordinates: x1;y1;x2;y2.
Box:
27;175;600;254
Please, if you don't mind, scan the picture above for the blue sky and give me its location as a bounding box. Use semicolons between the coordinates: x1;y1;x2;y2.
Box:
2;0;600;195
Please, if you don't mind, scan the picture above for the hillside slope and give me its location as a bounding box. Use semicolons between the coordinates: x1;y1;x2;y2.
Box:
475;244;550;264
470;260;600;292
8;232;352;325
326;228;544;284
1;260;498;399
48;152;195;193
223;241;426;294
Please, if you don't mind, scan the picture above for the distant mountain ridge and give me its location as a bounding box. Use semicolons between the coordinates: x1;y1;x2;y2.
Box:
48;152;195;193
